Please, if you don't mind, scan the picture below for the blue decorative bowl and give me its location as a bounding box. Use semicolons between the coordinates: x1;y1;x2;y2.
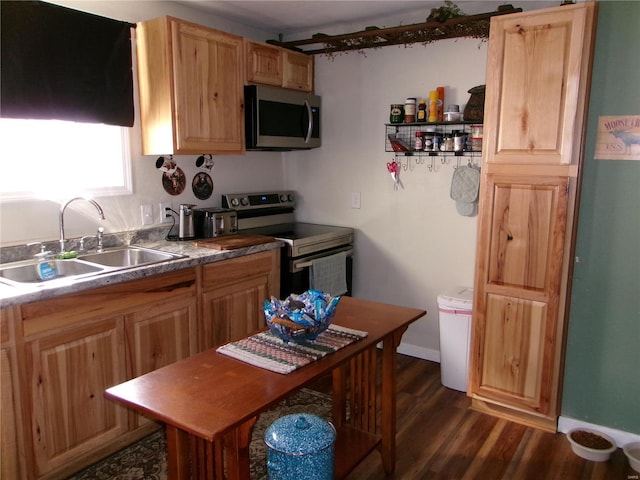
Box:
263;290;341;343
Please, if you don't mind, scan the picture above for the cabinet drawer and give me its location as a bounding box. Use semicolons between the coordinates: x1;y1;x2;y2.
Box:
201;251;273;290
21;268;196;338
1;306;19;345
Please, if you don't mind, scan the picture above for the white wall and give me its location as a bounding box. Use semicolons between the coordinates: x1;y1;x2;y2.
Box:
284;40;488;359
0;0;285;246
1;0;488;360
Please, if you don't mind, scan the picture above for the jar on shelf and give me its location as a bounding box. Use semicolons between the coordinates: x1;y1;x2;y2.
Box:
423;126;436;152
453;130;465;152
442;132;454;152
432;131;442;152
414;131;424;151
404;98;417;123
470;137;483;151
390;104;404;124
470;124;483;138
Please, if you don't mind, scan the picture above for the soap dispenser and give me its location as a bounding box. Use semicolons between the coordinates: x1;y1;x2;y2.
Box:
34;250;58;281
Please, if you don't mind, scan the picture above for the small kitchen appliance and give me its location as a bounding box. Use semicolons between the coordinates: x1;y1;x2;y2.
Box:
193;207;237;238
178;204;195;240
222;191;353;296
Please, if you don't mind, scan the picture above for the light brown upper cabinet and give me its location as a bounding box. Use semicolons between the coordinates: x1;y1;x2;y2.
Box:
245;40;314;92
136;17;245;155
468;3;596;432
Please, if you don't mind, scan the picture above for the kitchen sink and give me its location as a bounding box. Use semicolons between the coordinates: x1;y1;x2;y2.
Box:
0;246;186;287
0;258;106;285
79;246;185;268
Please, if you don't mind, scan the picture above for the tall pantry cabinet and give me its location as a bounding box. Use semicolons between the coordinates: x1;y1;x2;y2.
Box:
468;3;597;432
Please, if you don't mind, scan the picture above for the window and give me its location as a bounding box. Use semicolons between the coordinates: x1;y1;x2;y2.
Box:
0;118;132;201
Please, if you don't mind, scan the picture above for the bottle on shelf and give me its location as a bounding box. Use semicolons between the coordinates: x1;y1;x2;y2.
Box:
428;91;438;122
417;100;427;122
437;87;445;122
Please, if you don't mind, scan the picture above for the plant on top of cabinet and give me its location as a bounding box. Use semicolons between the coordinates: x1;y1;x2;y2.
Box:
136;17;245;155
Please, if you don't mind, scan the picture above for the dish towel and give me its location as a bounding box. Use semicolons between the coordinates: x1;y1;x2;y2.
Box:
309;251;348;296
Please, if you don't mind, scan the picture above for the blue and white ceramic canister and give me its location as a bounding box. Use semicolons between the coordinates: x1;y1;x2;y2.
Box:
264;413;336;480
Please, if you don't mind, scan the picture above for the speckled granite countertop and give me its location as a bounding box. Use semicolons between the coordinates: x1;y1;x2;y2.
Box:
0;239;283;307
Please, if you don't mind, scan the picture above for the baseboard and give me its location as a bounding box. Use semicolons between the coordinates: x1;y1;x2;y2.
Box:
396;342;440;363
558;416;640;447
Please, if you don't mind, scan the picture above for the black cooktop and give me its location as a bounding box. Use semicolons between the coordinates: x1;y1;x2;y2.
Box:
241;222;353;242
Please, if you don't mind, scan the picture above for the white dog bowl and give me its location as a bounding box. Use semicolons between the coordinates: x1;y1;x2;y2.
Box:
567;428;617;462
623;442;640;472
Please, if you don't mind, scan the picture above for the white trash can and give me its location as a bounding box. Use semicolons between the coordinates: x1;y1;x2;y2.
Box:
437;287;473;392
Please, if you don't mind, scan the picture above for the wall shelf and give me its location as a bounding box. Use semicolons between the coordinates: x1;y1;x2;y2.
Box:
386;122;482;157
267;6;522;56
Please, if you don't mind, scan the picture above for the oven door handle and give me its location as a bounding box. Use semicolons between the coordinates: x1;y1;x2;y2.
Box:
293;247;353;271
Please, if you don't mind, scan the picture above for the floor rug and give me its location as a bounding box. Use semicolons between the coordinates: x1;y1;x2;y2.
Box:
67;388;332;480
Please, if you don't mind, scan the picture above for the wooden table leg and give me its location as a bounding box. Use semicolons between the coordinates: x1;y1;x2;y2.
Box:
332;364;347;428
380;328;407;475
166;425;190;480
224;416;258;480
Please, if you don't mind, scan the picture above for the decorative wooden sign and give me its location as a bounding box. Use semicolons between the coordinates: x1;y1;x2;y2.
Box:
594;115;640;160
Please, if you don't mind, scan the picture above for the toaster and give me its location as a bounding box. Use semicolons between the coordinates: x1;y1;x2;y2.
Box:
193;207;238;238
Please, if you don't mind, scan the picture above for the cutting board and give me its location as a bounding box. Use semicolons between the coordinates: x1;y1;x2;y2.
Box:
193;235;277;250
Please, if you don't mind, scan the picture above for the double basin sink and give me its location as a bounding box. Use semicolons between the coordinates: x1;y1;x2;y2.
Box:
0;246;186;287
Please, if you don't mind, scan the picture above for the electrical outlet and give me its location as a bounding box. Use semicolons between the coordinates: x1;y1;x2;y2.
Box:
351;192;361;209
141;204;154;225
159;202;173;224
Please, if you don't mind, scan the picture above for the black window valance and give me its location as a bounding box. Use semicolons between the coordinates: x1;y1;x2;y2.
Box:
1;1;135;127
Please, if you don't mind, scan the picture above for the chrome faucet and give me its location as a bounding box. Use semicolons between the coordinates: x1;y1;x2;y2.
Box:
97;226;104;253
59;197;105;253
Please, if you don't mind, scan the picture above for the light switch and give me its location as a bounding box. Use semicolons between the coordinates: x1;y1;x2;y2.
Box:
141;204;154;225
351;192;361;209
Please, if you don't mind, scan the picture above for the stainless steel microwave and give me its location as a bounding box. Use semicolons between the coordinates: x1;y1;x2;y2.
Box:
244;85;321;151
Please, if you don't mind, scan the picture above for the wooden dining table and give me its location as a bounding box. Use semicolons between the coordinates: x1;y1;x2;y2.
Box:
105;296;426;479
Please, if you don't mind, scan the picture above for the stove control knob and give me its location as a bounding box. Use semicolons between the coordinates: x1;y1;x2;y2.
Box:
287;193;294;202
230;198;240;207
241;197;249;206
279;194;287;203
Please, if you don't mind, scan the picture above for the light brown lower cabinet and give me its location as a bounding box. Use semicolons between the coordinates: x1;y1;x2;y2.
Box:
468;175;570;431
125;295;198;429
199;249;281;350
2;250;280;479
12;268;198;479
26;316;129;477
1;306;25;480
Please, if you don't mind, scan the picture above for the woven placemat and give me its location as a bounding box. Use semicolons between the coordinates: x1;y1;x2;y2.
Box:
216;325;368;374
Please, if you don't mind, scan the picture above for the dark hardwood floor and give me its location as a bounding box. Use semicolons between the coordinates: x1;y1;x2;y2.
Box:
312;354;635;480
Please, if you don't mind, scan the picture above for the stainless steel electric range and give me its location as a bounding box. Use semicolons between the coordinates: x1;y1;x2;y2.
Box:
222;191;354;296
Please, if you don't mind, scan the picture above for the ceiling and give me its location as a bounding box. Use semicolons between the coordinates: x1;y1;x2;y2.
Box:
173;0;560;37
